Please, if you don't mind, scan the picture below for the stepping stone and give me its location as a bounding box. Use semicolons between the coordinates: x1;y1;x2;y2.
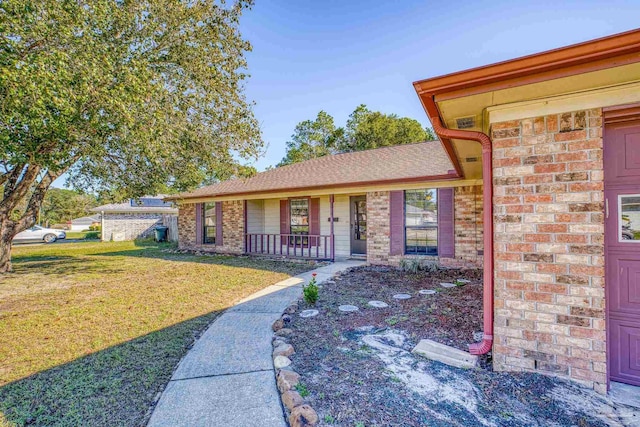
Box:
440;282;456;288
338;304;359;312
456;279;471;283
418;289;437;295
299;309;319;318
367;300;389;308
393;293;412;300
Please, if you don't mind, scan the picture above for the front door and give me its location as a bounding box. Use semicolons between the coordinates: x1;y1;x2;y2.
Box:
350;196;367;255
604;116;640;387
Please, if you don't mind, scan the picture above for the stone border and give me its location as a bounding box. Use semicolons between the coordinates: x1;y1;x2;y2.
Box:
272;301;321;427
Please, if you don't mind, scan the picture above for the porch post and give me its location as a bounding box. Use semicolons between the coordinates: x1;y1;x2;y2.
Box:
243;200;247;254
330;194;335;261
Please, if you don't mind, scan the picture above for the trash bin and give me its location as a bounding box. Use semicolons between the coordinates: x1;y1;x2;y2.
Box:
154;225;169;242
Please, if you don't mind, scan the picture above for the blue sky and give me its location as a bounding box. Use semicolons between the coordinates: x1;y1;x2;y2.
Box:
54;0;640;188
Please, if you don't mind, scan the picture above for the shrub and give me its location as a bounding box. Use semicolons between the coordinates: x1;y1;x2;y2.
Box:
88;224;101;231
399;258;440;274
84;231;100;240
303;273;319;305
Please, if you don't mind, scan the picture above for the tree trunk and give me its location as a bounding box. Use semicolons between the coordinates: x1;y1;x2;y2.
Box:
0;215;16;273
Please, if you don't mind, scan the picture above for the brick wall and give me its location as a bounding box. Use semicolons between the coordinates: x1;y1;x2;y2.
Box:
366;188;483;267
178;201;244;254
491;109;606;392
103;213;164;241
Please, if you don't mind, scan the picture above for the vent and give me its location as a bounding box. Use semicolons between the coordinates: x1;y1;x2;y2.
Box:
465;157;480;163
456;116;475;129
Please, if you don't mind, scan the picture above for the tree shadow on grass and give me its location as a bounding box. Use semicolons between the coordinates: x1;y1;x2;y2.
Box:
8;256;125;277
0;311;222;427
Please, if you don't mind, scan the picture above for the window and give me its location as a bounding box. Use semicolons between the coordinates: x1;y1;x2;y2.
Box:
290;198;309;245
203;202;216;244
619;194;640;242
405;189;438;255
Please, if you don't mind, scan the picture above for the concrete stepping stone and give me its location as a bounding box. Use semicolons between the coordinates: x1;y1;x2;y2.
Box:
367;300;389;308
300;309;319;318
338;304;359;312
418;289;437;295
393;293;412;300
440;282;456;288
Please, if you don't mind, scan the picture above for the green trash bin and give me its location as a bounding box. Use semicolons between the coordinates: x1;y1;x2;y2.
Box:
154;226;168;242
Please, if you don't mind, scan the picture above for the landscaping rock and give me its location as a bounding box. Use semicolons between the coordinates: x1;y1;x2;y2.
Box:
289;404;319;427
473;331;484;342
273;355;292;369
393;293;412;300
275;328;293;337
273;343;295;358
282;314;292;324
440;282;456;288
272;319;285;332
338;304;359;312
285;304;299;314
299;309;319;318
418;289;436;295
367;300;389;308
276;369;301;393
281;390;304;411
273;338;287;348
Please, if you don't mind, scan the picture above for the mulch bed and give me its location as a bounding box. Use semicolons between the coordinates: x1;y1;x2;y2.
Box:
283;265;619;427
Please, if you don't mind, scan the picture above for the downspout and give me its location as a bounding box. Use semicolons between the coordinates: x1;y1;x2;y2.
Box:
431;116;494;355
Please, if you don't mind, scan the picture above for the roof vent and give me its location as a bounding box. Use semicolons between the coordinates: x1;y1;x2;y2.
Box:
465;157;480;163
456;116;475;129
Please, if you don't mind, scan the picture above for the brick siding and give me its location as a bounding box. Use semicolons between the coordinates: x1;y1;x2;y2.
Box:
491;109;606;392
178;201;244;254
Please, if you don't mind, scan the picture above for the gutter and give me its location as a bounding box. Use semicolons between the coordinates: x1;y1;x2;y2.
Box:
429;111;494;356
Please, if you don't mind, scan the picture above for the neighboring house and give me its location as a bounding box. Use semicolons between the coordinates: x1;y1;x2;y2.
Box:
169;29;640;395
68;214;101;231
91;196;178;241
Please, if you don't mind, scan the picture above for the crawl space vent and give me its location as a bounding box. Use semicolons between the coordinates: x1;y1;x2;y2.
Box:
465;157;480;163
456;116;475;129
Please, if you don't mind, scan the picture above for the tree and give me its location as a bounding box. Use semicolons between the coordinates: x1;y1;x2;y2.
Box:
40;189;97;227
338;104;434;152
0;0;262;271
277;111;342;167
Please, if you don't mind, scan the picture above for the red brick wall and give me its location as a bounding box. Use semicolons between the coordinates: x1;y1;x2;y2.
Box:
491;109;606;392
178;200;244;254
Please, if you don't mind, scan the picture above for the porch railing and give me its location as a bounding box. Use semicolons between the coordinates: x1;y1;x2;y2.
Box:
245;233;333;260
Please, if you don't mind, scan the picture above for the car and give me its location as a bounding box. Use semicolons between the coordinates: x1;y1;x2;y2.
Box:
13;225;66;244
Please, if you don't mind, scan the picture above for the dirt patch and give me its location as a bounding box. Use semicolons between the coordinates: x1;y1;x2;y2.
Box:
285;266;632;427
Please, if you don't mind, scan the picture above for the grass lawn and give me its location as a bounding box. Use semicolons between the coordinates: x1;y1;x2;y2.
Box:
0;241;311;426
63;231;96;239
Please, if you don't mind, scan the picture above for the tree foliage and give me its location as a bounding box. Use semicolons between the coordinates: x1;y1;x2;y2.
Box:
40;188;97;226
277;105;436;166
0;0;261;271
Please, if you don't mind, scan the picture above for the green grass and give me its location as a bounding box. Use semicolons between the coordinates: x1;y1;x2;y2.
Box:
64;231;100;240
0;241;311;426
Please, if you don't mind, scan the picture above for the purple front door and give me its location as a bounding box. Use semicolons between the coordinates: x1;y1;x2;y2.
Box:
604;116;640;387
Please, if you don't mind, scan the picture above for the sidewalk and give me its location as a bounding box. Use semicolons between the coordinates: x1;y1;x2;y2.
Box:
147;260;364;427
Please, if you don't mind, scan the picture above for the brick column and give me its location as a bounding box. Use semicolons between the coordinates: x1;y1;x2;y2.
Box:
491;109;606;392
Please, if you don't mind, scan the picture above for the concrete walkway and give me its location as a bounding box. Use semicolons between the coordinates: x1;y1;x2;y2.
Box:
147;260;364;427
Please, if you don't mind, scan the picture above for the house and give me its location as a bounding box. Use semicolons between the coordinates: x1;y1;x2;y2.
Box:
91;196;178;241
169;28;640;394
68;214;101;231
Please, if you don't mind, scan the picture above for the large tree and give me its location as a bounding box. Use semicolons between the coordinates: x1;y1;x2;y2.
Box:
277;105;436;166
40;188;97;227
0;0;262;272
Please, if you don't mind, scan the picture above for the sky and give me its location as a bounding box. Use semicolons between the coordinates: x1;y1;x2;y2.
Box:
53;0;640;188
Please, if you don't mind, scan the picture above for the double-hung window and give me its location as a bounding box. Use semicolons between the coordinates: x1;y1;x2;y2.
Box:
203;202;216;244
289;198;309;245
405;189;438;255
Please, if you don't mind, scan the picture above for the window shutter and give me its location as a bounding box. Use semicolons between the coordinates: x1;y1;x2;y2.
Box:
215;202;223;246
280;199;290;245
195;203;203;245
438;188;455;258
310;198;320;246
389;191;404;255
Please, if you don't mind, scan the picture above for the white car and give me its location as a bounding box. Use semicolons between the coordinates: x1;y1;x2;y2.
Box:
13;225;66;244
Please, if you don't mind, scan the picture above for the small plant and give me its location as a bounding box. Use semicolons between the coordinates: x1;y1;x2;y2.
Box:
399;258;421;274
385;315;408;326
332;329;340;338
355;422;365;427
303;273;319;305
324;414;335;424
295;382;309;397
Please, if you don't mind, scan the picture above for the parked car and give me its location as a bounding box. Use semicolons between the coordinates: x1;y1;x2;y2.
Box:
13;225;66;244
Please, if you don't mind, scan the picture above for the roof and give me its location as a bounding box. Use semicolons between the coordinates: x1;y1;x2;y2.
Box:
168;141;455;201
91;196;178;214
71;215;101;224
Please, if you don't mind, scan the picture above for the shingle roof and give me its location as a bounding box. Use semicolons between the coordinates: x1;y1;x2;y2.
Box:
91;196;178;214
168;141;454;201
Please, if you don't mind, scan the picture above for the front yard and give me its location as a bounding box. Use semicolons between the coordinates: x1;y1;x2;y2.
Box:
0;241;311;426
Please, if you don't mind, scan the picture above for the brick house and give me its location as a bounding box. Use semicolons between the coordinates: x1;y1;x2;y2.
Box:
169;29;640;394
